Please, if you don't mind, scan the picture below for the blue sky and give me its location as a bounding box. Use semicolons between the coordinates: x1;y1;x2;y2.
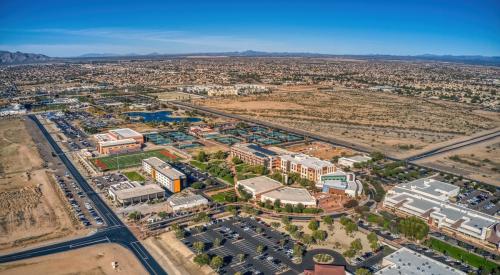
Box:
0;0;499;57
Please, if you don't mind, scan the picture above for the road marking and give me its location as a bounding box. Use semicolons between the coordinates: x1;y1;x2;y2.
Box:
69;237;109;249
130;241;149;260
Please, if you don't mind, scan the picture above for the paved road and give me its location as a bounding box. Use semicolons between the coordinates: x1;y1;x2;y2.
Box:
0;115;166;275
406;129;500;161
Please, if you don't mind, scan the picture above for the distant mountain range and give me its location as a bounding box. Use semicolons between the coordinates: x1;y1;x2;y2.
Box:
0;51;52;64
1;50;499;66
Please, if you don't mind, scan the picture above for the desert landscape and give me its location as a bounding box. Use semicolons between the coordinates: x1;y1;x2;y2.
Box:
194;86;500;159
416;137;500;186
0;118;83;252
0;243;147;275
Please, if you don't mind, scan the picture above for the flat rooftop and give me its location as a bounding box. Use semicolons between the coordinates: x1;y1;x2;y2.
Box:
232;143;278;157
375;247;465;275
280;153;333;170
144;157;185;179
110;128;143;138
112;184;164;201
398;178;459;199
341;155;372;162
99;138;138;147
237;176;282;195
262;187;316;204
168;194;209;206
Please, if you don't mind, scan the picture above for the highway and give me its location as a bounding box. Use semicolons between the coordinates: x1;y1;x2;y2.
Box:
0;115;166;275
406;129;500;161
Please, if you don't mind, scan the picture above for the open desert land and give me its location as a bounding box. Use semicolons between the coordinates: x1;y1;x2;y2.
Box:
153;91;205;101
143;232;216;275
0;243;147;275
194;86;500;159
285;141;355;161
415;137;500;186
0;118;83;252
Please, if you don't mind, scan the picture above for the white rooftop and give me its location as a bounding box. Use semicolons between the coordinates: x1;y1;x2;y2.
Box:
110;128;142;138
375;247;465;275
168;194;209;206
237;176;282;195
280;153;334;170
261;187;316;204
398;178;459;200
112;184;164;201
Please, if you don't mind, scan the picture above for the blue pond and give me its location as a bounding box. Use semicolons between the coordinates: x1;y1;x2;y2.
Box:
126;111;201;123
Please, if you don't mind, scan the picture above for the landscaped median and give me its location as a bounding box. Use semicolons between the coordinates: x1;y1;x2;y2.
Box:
91;149;180;171
425;237;499;273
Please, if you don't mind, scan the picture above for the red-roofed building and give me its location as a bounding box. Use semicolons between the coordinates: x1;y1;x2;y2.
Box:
303;264;346;275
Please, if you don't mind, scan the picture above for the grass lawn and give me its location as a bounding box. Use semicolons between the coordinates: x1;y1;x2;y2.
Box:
220;174;235;185
92;149;180;171
211;190;236;203
190;160;207;171
123;171;145;182
427;238;499;272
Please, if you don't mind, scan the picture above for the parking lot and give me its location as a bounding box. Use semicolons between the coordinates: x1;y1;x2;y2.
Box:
182;216;301;275
404;242;475;274
457;189;500;216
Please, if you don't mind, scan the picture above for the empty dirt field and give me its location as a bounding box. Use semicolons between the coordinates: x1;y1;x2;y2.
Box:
194;86;500;158
285;141;354;160
415;137;500;186
0;243;147;275
0;118;82;252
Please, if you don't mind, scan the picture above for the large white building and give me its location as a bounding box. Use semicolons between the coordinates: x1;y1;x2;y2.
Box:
375;247;465;275
338;155;372;168
142;157;186;193
108;181;165;206
260;187;317;207
318;171;362;197
236;176;282;199
384;178;500;248
168;193;209;212
279;153;336;183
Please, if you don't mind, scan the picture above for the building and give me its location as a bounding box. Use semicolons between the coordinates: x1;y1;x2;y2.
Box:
304;264;348;275
0;103;26;117
108;181;165;206
94;128;144;155
279;153;336;183
236;176;282;199
319;171;362;197
230;143;281;171
338;155;372;168
142;157;186;193
384;178;499;249
168;193;209;212
375;247;465;275
260;187;317;207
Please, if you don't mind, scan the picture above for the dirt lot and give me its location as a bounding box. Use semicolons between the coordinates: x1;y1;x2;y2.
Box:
0;243;147;275
194;87;500;158
143;231;216;275
0;118;81;251
285;141;354;160
416;137;500;186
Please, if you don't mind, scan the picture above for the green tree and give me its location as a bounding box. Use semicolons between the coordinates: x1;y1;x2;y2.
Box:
193;241;205;254
322;215;334;226
398;216;429;240
350;238;363;251
210;255;224;271
256;244;265;254
213;237;222;248
193;253;210;266
284;203;294;213
308;219;320;231
232;156;243;165
355;268;372;275
158;211;168;219
281;216;291;225
196;151;208;162
273;199;282;209
237;253;245;263
343;249;356;259
293;244;304;258
271;222;281;229
213;150;226;160
312;230;327;243
301;234;313;245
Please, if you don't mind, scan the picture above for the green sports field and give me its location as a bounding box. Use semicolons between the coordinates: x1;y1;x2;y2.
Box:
91;149;180;171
